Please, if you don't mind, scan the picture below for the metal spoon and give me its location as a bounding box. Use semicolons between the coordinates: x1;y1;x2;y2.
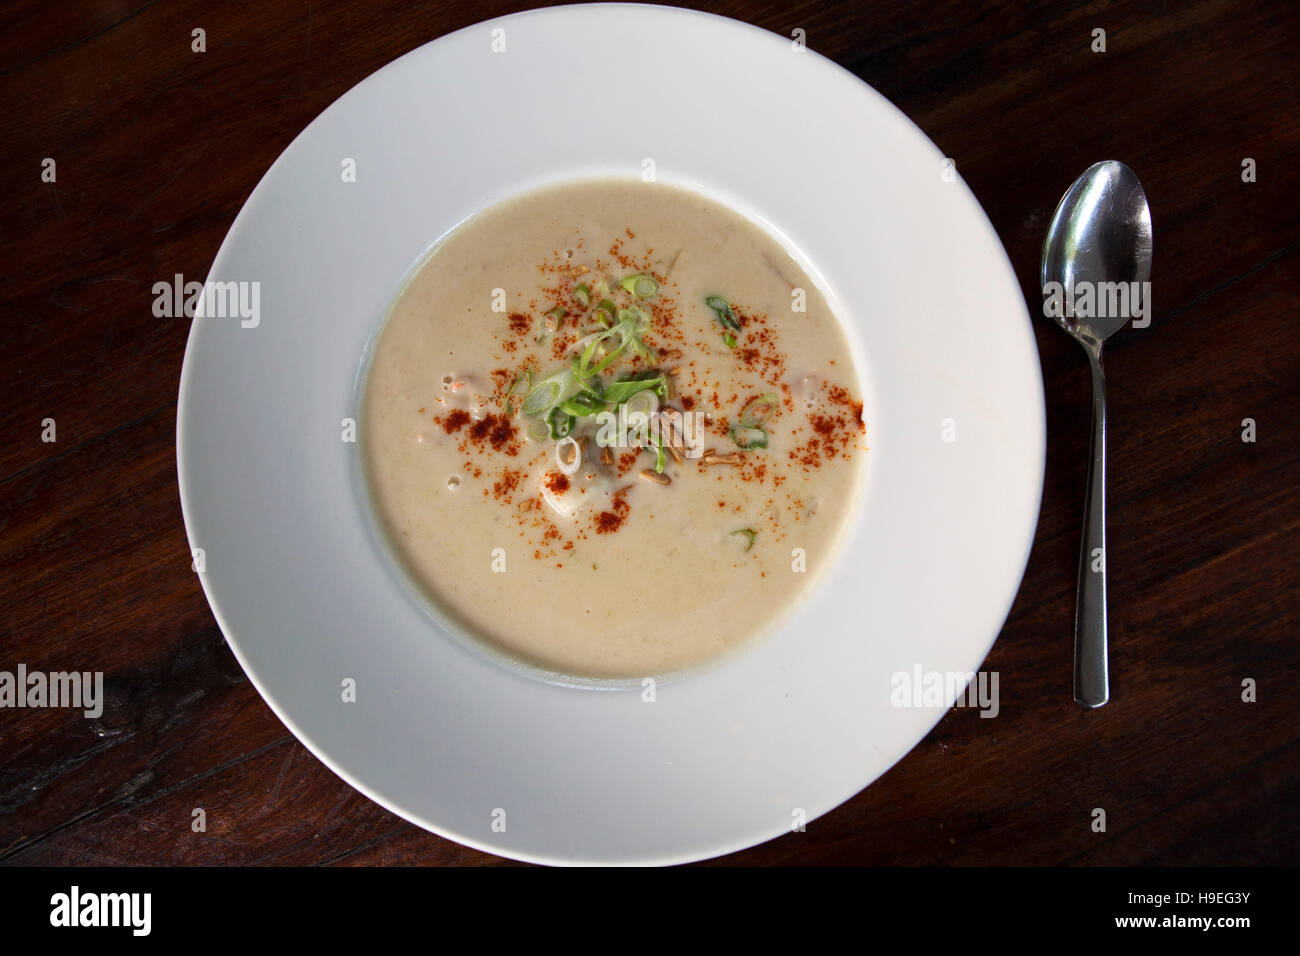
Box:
1040;161;1152;708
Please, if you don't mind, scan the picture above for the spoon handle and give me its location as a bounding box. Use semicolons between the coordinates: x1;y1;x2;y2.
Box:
1075;349;1110;707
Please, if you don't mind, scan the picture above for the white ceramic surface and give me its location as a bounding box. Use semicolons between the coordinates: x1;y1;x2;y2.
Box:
177;4;1045;865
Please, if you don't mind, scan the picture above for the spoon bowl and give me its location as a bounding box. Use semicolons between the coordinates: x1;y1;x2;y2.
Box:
1042;160;1153;348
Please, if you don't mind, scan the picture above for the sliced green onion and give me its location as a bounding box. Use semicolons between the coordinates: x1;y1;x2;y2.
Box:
536;305;566;343
616;307;646;328
587;337;628;376
705;295;742;331
503;370;532;417
559;393;604;418
730;528;757;552
646;436;667;473
569;357;606;400
547;407;575;439
739;392;779;427
604;372;667;405
731;423;768;450
575;327;620;379
573;283;591;307
623;389;660;421
620;274;659;298
722;332;737;349
522;380;562;416
603;307;656;365
579;309;651;378
522;367;573;416
528;307;659;411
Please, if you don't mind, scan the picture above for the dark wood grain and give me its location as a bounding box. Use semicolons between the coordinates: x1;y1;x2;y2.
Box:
0;0;1295;866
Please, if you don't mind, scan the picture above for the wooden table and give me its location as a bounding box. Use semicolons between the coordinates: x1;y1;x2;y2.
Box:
1;0;1295;866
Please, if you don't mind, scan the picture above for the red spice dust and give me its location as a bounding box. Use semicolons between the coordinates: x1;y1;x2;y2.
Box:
594;494;630;534
492;469;522;500
810;414;838;437
465;413;518;453
440;410;470;433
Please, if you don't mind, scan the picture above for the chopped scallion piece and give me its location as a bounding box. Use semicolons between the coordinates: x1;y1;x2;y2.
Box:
646;436;667;473
574;283;591;307
569;357;605;400
615;307;644;328
536;305;566;343
586;338;627;376
575;308;655;378
620;274;659;298
547;407;575;439
623;389;660;421
730;423;768;450
739;392;779;427
730;528;757;552
524;418;550;442
722;331;737;348
522;367;573;416
503;370;532;417
604;372;667;405
705;295;742;331
576;327;619;379
559;393;604;418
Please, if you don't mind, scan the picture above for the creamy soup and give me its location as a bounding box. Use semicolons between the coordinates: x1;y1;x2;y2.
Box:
363;179;866;678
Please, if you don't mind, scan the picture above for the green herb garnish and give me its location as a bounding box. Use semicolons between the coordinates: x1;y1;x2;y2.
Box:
706;295;742;348
547;407;575;439
739;392;779;427
515;291;669;449
604;371;667;405
705;295;741;330
558;392;604;418
731;528;757;552
503;370;532;417
730;423;768;450
521;367;574;417
647;435;667;473
536;305;566;343
575;308;655;379
620;274;660;298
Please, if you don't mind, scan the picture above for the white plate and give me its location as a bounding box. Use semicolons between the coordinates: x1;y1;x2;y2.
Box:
178;3;1044;865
